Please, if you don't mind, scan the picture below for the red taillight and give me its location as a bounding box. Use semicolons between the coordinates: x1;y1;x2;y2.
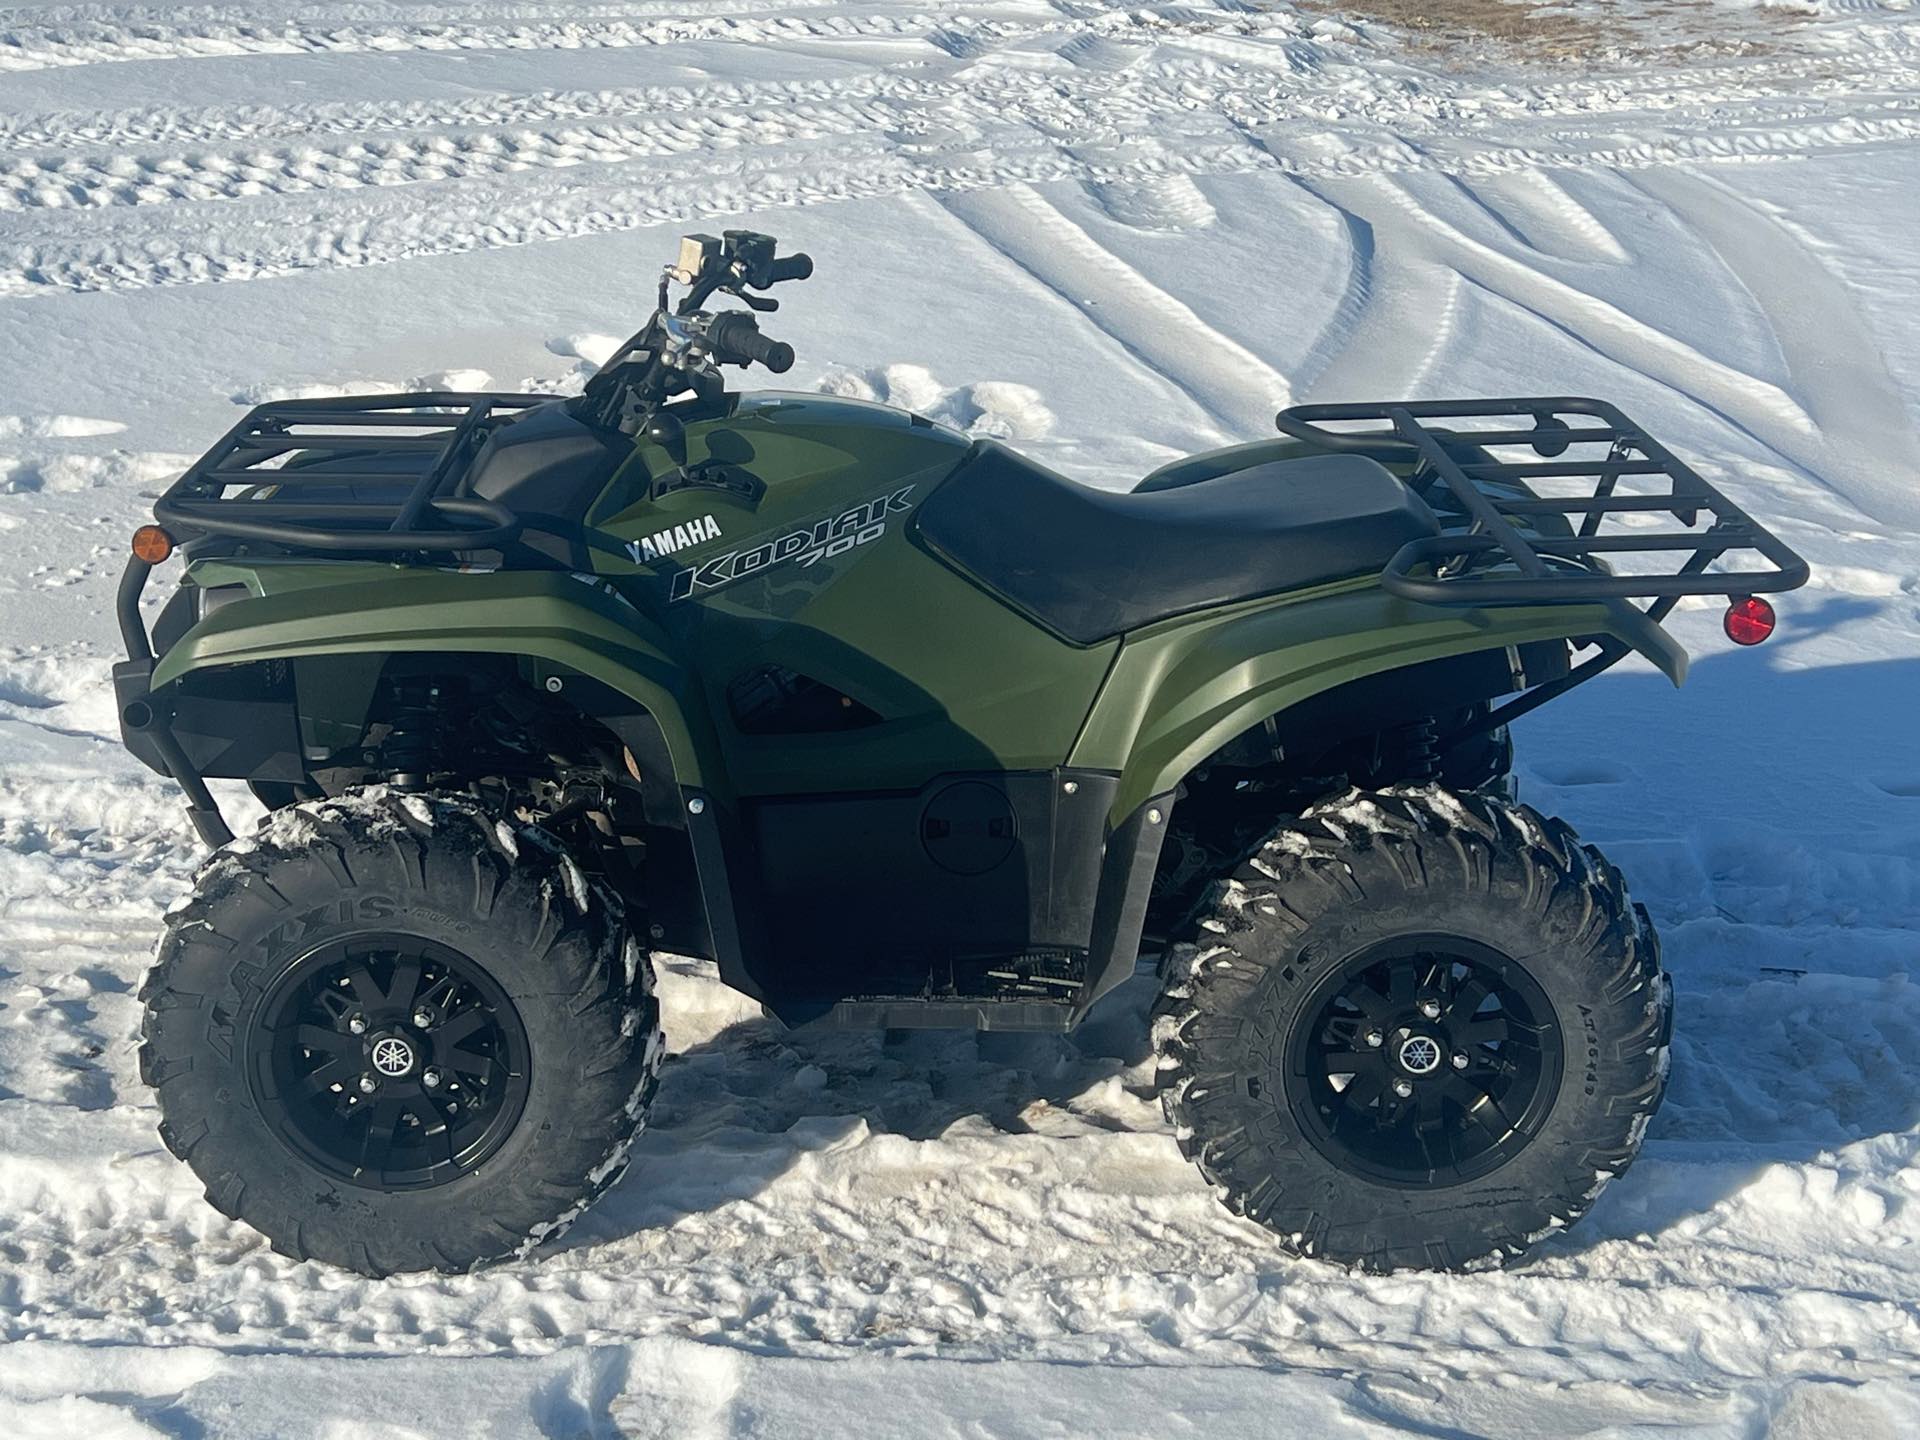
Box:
1724;595;1776;646
130;524;175;565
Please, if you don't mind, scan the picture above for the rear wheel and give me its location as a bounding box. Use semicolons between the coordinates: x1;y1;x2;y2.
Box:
1154;785;1668;1272
140;789;662;1276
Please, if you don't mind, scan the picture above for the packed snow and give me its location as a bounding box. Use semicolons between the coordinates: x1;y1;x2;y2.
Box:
2;0;1918;1434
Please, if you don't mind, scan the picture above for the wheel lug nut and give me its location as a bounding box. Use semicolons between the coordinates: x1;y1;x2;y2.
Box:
1452;1052;1470;1070
357;1074;378;1094
1364;1029;1384;1048
347;1015;367;1035
1392;1078;1414;1099
422;1068;442;1089
1419;999;1441;1020
411;1008;434;1029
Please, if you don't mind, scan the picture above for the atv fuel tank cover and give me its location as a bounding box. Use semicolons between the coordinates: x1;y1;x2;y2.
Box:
921;781;1018;876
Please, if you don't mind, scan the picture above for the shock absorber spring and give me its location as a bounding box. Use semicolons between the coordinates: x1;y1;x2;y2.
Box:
1402;716;1442;782
382;679;440;791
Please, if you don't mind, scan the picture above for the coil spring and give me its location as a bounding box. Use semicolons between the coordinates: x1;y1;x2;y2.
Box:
1401;716;1442;783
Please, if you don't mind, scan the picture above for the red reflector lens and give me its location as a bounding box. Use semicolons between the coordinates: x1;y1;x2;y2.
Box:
1724;595;1776;646
130;524;174;565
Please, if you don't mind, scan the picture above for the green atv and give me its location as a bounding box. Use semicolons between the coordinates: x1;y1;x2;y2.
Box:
114;231;1807;1277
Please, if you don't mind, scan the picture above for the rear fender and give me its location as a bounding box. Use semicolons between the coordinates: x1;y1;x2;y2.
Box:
1073;578;1688;821
150;565;720;794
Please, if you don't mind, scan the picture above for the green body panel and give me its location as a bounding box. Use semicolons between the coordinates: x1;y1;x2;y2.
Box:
150;393;1686;820
586;392;1115;796
588;392;969;547
1072;579;1687;820
186;557;392;597
153;567;723;796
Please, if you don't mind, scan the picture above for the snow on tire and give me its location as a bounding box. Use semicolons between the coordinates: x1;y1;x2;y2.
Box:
138;788;662;1277
1154;785;1670;1273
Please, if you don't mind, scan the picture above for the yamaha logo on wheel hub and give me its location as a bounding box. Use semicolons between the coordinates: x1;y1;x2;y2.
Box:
1396;1035;1442;1076
370;1036;416;1078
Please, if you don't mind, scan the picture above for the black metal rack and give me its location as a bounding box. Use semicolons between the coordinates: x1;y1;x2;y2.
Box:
1275;397;1809;614
153;391;557;554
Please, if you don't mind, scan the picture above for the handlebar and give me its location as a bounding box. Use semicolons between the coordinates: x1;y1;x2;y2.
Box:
705;311;795;374
765;252;813;285
581;234;809;431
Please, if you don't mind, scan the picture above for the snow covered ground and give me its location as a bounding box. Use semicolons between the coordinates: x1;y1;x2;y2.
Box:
2;0;1919;1434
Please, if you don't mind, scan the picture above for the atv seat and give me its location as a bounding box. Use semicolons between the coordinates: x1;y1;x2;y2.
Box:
915;442;1440;645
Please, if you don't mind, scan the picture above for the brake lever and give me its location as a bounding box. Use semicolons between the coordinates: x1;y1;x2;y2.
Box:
721;285;779;313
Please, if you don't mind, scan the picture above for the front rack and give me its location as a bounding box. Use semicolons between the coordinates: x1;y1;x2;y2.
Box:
154;391;557;553
1275;397;1809;614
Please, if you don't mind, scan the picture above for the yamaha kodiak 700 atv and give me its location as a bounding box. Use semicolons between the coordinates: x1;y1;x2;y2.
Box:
115;231;1807;1276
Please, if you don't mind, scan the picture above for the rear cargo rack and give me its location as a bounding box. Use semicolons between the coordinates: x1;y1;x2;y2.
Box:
154;392;557;554
1275;397;1809;612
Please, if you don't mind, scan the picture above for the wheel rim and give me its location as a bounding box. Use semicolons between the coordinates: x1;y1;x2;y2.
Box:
1284;935;1564;1188
248;935;531;1190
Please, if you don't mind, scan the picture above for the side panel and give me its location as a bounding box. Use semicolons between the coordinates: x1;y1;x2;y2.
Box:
1073;578;1689;820
150;567;724;796
590;395;1119;798
746;768;1116;1019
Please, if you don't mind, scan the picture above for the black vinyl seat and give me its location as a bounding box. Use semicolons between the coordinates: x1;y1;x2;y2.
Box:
915;442;1440;645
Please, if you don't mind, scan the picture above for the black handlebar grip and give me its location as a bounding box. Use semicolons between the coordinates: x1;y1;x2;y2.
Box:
768;253;814;284
707;311;796;373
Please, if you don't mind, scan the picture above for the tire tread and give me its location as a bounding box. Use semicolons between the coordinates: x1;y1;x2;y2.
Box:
1155;784;1671;1273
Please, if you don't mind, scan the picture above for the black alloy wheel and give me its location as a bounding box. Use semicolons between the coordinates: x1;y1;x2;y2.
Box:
250;937;531;1189
1286;935;1562;1187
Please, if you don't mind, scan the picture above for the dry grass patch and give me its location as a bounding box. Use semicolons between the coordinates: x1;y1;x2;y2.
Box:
1296;0;1807;64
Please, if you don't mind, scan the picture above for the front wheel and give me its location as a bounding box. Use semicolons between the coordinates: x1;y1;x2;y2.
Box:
139;790;662;1277
1154;786;1669;1272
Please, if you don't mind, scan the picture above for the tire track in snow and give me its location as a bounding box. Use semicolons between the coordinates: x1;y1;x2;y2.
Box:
13;96;1920;301
0;131;1285;299
0;0;825;21
1321;171;1827;465
8;5;1920;156
1296;166;1920;529
0;71;903;155
1286;175;1464;404
1627;167;1920;528
0;102;902;214
0;7;975;73
3;8;1920;229
940;184;1293;437
1438;169;1632;266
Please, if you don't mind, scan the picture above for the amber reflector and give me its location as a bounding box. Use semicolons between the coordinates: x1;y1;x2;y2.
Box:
131;525;175;564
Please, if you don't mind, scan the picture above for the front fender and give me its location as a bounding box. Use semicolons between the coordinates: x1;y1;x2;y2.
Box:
151;565;720;795
1073;578;1688;821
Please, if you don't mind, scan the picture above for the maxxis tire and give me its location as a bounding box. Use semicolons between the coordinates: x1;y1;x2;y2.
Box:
138;789;663;1277
1153;784;1670;1273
